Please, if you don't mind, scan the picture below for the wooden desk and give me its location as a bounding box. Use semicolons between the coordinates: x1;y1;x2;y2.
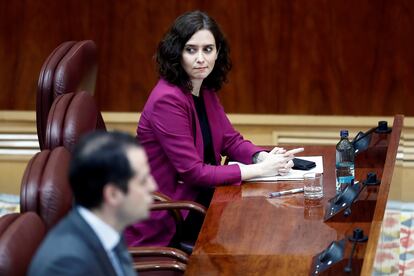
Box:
186;115;403;275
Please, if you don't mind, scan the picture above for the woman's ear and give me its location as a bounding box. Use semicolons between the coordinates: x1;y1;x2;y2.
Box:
216;47;220;60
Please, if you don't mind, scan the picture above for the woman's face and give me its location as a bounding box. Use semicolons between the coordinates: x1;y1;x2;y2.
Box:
181;29;218;82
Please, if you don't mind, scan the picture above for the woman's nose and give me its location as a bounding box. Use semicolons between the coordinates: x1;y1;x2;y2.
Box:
196;51;205;63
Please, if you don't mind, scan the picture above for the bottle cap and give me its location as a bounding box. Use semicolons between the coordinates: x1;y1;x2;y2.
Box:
340;130;349;138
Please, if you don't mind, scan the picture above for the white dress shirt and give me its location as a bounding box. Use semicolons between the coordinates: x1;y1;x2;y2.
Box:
78;206;125;276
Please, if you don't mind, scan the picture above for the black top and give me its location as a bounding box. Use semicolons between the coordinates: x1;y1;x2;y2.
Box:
193;94;216;165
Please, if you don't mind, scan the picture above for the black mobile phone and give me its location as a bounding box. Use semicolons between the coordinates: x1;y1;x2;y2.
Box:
292;158;316;170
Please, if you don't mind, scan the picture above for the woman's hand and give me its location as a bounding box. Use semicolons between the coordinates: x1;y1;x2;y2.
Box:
259;153;293;176
253;147;286;163
277;159;294;176
272;147;304;175
241;147;304;180
260;147;303;176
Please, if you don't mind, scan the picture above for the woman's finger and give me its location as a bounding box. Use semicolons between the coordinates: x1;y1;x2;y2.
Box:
269;147;286;155
269;147;280;155
284;147;304;156
285;160;294;168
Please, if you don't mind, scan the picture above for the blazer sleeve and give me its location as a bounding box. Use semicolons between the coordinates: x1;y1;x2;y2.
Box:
29;256;93;276
150;93;241;187
214;95;264;164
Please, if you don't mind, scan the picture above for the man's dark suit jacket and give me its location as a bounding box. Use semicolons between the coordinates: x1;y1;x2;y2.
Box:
28;209;136;276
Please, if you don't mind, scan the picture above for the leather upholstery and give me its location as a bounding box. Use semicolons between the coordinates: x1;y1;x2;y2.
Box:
45;92;100;152
53;41;97;99
37;41;77;144
0;213;20;236
0;212;46;276
20;147;72;230
36;40;104;150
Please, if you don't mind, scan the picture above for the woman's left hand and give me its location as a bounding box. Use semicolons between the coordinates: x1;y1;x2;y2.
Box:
278;160;294;176
267;147;304;175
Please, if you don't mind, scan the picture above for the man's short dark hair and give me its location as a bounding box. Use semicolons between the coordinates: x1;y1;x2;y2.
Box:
156;10;232;92
69;130;140;209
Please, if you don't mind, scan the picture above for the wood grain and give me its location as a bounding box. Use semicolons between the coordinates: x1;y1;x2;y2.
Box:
361;114;403;274
1;1;413;115
186;116;402;274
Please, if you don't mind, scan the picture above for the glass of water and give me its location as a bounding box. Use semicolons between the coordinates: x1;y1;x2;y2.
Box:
303;172;324;200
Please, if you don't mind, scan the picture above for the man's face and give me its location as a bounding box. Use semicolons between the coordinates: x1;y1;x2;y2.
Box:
116;147;157;226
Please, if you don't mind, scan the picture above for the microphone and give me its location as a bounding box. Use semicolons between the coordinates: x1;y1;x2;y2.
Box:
344;228;368;273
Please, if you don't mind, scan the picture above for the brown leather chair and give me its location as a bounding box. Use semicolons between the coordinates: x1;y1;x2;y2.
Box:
0;213;20;237
43;91;204;264
18;146;188;274
37;40;105;150
134;261;186;275
45;91;100;152
20;146;72;230
151;192;207;254
0;212;46;276
129;193;206;275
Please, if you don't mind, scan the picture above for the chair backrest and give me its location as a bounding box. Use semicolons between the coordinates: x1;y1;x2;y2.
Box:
45;91;102;152
20;147;72;230
0;212;46;276
0;213;20;235
36;40;100;150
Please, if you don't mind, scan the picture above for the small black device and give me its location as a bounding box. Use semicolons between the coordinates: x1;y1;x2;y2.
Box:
292;158;316;170
310;239;346;275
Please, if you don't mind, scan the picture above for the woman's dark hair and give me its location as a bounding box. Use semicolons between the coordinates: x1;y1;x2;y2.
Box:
69;130;140;209
156;10;231;92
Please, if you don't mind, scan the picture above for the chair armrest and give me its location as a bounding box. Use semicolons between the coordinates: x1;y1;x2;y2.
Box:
133;260;187;272
128;246;189;263
149;191;208;249
150;193;184;228
152;191;173;202
150;201;207;215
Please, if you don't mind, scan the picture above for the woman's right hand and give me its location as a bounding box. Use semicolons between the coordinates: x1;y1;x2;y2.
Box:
258;152;294;177
240;147;304;180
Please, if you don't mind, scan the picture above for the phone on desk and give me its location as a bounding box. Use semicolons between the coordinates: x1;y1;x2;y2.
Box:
292;158;316;170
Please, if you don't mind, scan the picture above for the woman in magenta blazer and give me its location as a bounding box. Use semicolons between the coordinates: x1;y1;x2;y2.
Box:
125;11;301;247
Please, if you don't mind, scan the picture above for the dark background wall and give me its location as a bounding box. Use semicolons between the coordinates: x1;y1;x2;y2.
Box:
0;0;413;115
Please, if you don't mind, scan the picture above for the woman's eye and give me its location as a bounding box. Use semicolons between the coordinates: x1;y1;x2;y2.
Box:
185;47;196;53
204;46;213;53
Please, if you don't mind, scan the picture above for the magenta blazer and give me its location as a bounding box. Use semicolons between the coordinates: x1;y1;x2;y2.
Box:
125;79;262;246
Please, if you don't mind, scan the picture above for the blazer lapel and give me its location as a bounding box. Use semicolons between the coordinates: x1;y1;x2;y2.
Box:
69;210;118;276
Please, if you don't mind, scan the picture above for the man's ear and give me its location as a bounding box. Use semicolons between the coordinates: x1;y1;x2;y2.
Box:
102;183;123;206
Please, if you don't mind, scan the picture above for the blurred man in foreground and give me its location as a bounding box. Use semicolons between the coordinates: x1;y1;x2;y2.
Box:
29;131;157;276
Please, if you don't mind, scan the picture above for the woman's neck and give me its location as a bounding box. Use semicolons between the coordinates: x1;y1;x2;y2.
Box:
191;79;202;97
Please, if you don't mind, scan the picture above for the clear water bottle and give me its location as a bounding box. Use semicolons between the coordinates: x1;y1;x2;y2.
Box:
335;130;355;193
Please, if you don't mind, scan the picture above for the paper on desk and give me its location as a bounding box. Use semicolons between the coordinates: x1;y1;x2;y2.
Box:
229;156;323;182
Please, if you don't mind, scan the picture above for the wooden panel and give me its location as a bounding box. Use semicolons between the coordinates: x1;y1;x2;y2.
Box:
1;1;414;115
361;115;404;274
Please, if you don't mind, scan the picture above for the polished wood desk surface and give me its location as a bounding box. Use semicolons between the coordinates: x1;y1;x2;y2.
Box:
186;116;403;275
186;146;363;275
185;141;398;275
